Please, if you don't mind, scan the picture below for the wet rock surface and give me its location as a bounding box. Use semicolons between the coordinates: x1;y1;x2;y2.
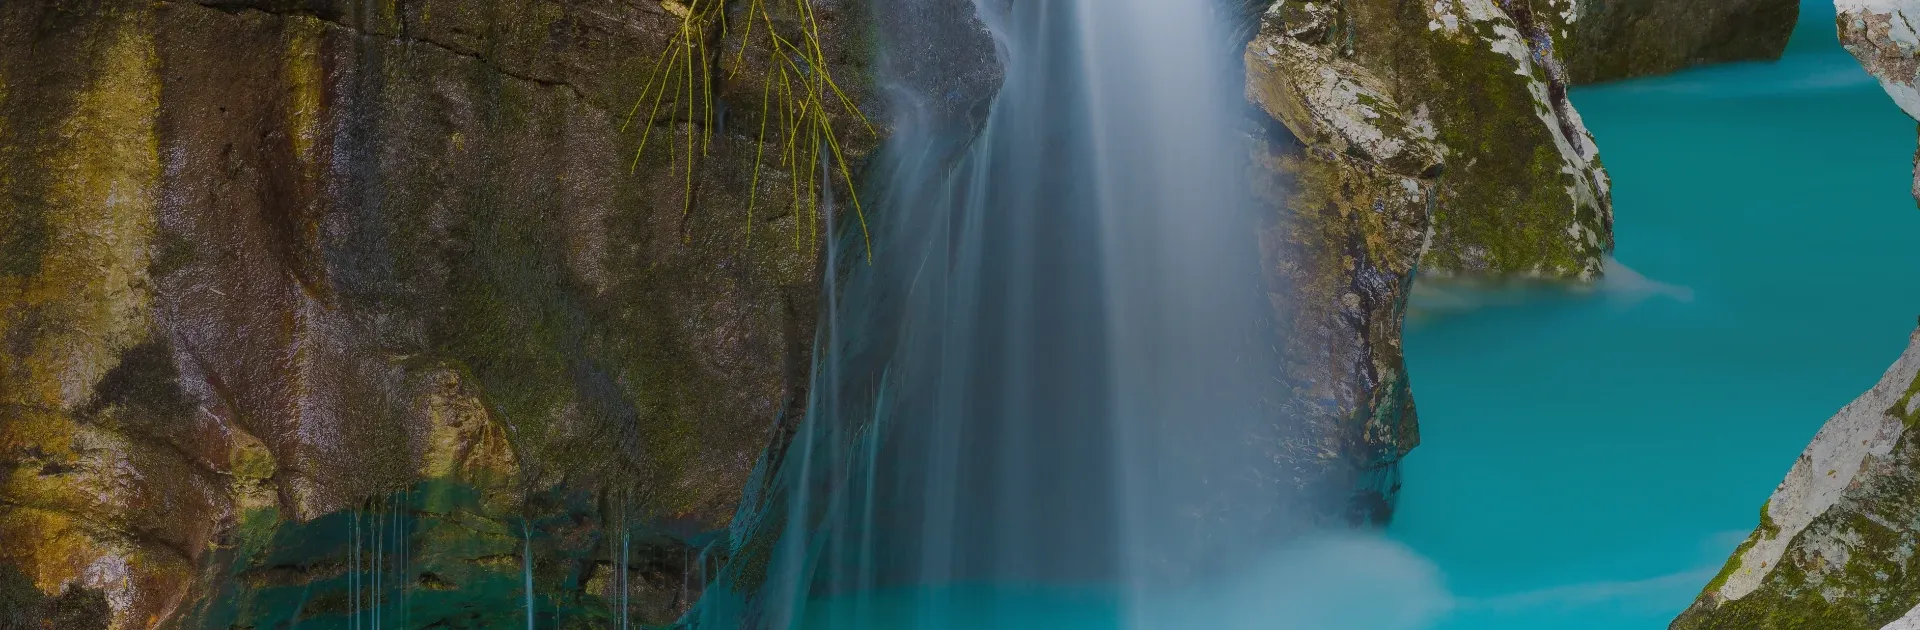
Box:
0;0;1804;626
0;0;874;625
1241;0;1615;523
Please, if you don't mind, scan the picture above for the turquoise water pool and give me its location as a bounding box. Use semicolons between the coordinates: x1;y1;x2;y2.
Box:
1389;5;1920;629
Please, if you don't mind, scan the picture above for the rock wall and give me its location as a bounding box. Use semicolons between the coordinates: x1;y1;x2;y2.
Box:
1542;0;1802;84
0;0;875;626
1840;0;1920;206
1672;4;1920;628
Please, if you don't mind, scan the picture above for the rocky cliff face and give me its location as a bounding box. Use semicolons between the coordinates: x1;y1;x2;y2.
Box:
1671;4;1920;628
1542;0;1802;84
0;0;874;626
1243;0;1617;522
1839;0;1920;205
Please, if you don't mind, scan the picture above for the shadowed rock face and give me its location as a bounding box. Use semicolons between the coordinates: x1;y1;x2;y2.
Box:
1245;1;1439;525
1541;0;1802;85
0;0;876;625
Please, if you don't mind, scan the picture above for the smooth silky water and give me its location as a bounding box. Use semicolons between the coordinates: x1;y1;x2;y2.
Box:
1391;3;1920;629
684;0;1451;628
694;2;1920;629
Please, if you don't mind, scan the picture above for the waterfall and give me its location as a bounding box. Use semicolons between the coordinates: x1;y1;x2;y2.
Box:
692;0;1309;627
350;507;359;630
621;527;630;630
523;523;536;630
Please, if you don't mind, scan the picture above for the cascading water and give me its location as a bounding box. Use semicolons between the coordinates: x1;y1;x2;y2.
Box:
680;0;1408;628
523;524;536;630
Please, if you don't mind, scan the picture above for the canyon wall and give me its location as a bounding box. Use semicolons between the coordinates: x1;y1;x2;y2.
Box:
0;0;876;625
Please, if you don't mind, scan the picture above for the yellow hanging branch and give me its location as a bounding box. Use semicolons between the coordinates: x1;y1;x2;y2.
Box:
622;0;875;262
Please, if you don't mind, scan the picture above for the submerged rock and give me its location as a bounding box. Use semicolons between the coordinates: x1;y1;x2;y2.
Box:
1542;0;1802;84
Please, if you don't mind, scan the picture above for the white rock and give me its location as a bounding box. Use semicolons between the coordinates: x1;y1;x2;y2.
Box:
1717;329;1920;602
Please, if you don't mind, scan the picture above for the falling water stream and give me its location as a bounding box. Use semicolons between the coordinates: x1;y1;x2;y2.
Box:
681;0;1417;627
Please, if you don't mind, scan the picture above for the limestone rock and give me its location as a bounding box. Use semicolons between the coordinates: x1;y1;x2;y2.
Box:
1839;0;1920;206
1672;329;1920;629
1252;0;1611;283
1406;0;1614;280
